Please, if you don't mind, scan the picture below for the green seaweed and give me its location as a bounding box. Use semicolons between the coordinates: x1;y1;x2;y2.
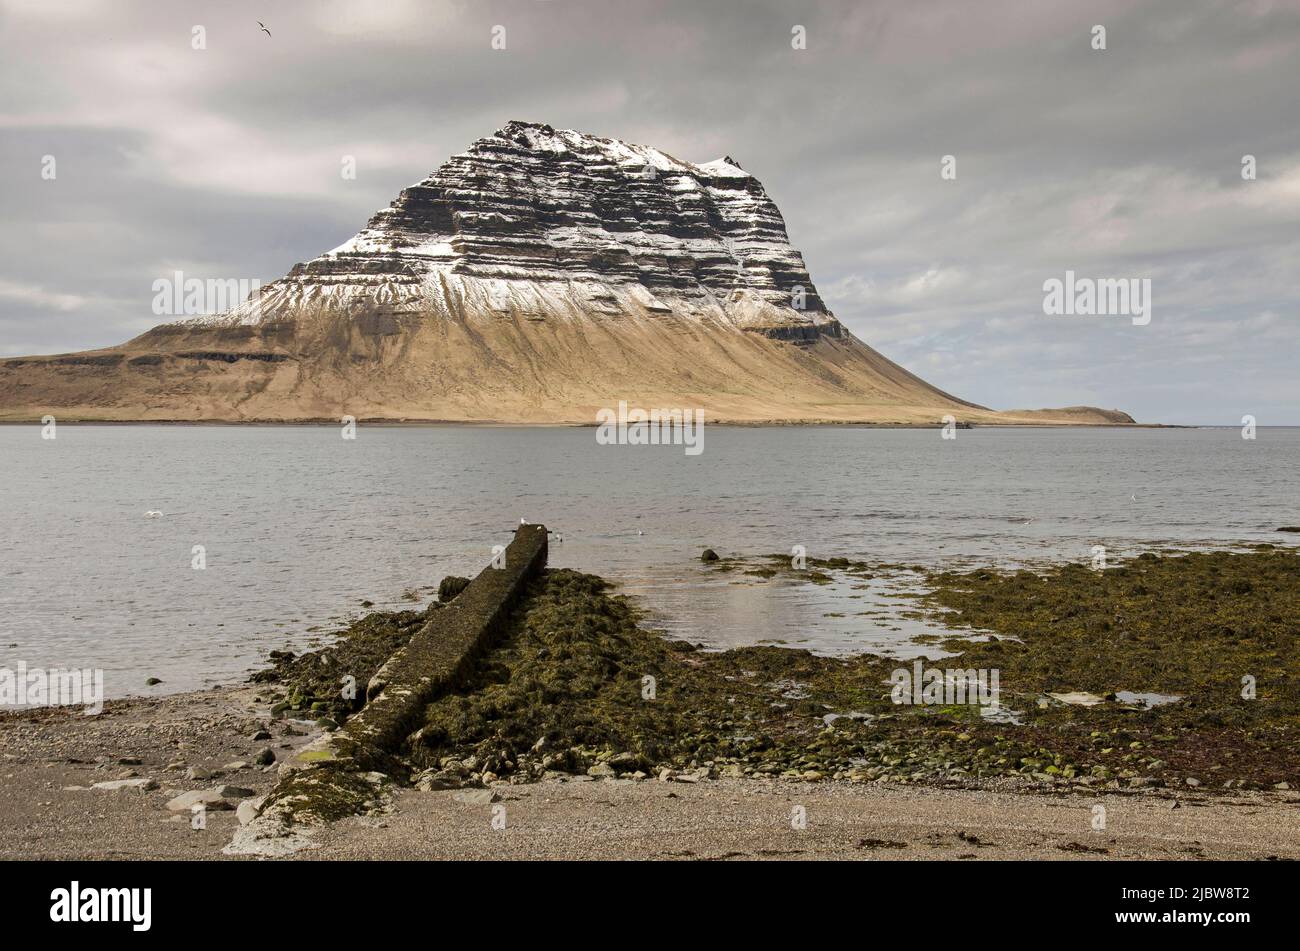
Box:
251;601;439;723
261;765;388;824
406;550;1299;792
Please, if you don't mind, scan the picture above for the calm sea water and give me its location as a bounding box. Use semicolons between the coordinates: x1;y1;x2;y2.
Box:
1;425;1296;697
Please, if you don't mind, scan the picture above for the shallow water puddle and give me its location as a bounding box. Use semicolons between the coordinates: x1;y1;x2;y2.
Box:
619;560;965;660
1044;690;1182;709
1115;690;1182;708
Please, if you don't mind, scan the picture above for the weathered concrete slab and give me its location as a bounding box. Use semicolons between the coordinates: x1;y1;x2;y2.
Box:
229;525;549;852
289;523;548;772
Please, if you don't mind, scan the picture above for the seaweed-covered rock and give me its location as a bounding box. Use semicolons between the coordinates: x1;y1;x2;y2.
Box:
438;576;471;602
250;605;435;724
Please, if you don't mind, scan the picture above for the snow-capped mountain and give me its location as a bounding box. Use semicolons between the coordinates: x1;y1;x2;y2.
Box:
0;122;1133;425
188;120;841;341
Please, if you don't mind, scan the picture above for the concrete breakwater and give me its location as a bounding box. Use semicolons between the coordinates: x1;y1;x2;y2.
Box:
229;524;548;851
320;522;548;770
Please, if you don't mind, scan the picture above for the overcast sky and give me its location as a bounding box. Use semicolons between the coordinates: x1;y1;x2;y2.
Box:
1;0;1297;423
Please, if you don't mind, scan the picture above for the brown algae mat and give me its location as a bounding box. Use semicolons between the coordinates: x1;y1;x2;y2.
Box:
253;548;1298;798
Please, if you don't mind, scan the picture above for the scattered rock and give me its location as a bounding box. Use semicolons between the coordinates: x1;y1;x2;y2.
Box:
91;778;158;792
145;677;162;686
438;576;471;602
1046;691;1105;707
216;785;256;800
700;549;720;562
165;789;233;812
451;789;501;805
607;751;648;773
236;798;264;825
415;770;461;791
253;748;276;766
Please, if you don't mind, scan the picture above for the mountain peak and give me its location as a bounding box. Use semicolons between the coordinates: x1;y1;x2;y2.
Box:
494;118;555;139
489;121;751;178
251;120;836;336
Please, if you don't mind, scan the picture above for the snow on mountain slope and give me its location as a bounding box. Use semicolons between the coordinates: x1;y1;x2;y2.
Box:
182;120;841;339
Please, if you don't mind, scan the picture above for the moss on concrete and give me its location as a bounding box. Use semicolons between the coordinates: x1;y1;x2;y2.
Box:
260;765;390;825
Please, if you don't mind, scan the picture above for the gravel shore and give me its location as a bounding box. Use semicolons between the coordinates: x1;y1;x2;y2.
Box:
3;685;1296;861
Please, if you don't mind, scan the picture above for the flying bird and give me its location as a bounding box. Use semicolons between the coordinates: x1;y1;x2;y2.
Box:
258;21;272;37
